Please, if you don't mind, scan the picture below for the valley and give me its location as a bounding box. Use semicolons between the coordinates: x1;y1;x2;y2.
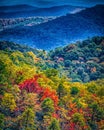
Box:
0;2;104;130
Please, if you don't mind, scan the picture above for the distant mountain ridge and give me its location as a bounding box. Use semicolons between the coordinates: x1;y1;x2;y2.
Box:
0;5;104;50
0;4;84;18
0;4;38;12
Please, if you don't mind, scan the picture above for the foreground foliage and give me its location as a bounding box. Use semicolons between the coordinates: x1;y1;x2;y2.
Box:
0;37;104;130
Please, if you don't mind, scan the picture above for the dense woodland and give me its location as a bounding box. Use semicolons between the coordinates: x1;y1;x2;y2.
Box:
0;36;104;130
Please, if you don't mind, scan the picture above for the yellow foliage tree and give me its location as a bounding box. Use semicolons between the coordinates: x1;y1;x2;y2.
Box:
1;93;16;111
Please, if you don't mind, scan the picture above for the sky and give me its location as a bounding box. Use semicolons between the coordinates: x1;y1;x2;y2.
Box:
0;0;104;7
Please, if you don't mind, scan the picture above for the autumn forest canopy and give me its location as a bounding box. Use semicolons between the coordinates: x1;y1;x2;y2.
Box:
0;36;104;130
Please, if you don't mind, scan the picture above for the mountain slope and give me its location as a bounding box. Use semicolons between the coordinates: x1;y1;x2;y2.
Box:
0;5;104;50
0;36;104;82
47;36;104;82
0;38;104;130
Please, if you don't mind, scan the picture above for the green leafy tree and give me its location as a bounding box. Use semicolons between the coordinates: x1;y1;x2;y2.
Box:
18;108;35;130
48;118;60;130
1;93;16;111
0;113;5;130
41;98;54;116
45;69;58;78
97;86;104;97
89;102;104;122
70;87;79;96
57;83;65;99
72;113;85;128
87;82;97;93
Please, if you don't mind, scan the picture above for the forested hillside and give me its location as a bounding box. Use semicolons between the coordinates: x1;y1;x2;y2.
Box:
0;37;104;130
0;36;104;82
0;17;55;31
47;36;104;82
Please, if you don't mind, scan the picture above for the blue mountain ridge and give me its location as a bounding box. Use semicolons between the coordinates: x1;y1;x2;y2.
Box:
0;4;84;18
0;5;104;50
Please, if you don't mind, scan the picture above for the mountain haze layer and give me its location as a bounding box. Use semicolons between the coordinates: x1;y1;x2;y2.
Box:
0;5;103;50
0;4;84;18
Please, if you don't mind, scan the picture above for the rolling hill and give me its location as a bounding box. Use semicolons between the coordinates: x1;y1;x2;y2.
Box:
0;5;104;50
0;36;104;82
